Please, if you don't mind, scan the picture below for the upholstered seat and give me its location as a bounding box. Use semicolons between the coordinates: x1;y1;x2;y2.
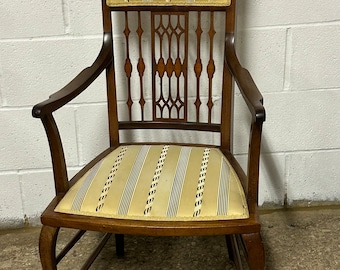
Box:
56;145;248;221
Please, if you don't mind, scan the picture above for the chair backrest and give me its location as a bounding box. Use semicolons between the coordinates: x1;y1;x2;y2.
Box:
102;0;236;150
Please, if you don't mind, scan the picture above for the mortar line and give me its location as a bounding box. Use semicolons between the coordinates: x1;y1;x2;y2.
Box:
62;0;71;34
235;148;340;157
241;19;340;31
0;62;3;106
0;101;108;111
74;107;82;169
0;34;103;43
17;171;27;224
283;154;289;207
283;27;292;91
0;166;86;175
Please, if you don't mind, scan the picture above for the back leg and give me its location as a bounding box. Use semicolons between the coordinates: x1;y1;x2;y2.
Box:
225;235;234;262
226;234;243;270
115;234;125;257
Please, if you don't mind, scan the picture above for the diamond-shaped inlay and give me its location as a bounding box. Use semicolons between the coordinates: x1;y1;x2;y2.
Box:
207;59;215;79
157;58;166;78
174;58;182;77
124;58;132;78
194;59;202;78
166;58;174;77
137;58;145;76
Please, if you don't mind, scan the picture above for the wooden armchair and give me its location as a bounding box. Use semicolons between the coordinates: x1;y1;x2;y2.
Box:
32;0;266;269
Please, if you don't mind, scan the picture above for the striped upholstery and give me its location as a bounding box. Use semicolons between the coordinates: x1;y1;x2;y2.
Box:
106;0;231;7
55;145;248;221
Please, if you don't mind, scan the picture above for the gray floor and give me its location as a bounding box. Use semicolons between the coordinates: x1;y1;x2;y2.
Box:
1;207;339;270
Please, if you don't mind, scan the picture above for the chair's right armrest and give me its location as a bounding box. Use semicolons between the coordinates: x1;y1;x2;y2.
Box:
225;33;266;204
32;33;113;118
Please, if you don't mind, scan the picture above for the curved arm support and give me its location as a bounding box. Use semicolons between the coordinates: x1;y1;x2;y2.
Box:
32;33;113;194
225;33;265;124
247;121;263;205
41;113;69;194
32;33;113;118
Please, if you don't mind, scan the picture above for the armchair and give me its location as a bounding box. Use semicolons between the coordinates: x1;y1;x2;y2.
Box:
33;0;266;269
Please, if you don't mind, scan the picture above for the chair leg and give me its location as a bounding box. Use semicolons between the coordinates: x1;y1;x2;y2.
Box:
115;234;124;257
225;235;234;262
226;235;243;270
39;225;60;270
241;232;265;270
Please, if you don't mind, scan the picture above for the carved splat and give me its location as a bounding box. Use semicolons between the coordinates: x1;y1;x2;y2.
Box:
118;11;224;125
152;12;188;122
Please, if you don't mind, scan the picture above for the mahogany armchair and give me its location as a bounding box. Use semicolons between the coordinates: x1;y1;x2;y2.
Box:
32;0;266;269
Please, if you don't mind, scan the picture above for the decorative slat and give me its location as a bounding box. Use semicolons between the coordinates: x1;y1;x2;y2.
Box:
154;14;167;119
136;11;146;121
207;11;216;124
194;11;202;122
124;11;133;120
152;13;188;122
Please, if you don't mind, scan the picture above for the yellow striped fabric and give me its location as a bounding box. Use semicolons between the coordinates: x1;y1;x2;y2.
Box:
106;0;231;7
55;145;249;221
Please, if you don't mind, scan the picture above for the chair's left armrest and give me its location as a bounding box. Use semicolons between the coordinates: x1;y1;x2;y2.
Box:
32;33;113;119
225;34;265;124
31;33;113;195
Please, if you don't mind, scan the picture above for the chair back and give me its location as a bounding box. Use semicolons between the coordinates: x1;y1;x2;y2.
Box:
103;0;236;149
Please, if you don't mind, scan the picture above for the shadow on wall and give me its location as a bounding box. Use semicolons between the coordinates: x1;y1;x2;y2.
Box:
261;135;286;208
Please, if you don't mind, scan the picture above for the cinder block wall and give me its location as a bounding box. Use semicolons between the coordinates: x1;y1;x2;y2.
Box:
0;0;339;229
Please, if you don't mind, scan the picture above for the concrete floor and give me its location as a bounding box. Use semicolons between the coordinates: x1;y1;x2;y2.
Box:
0;207;339;270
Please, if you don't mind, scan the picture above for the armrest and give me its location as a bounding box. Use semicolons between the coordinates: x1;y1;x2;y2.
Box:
32;33;113;118
31;33;113;194
225;34;265;205
225;33;265;124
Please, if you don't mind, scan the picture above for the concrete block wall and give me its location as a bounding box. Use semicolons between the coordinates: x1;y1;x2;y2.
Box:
236;0;340;206
0;0;339;228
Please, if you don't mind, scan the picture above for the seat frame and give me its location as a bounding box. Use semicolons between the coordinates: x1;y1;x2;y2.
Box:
32;0;266;269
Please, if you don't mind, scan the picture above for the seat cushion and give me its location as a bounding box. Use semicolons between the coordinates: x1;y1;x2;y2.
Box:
55;145;248;221
106;0;231;7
